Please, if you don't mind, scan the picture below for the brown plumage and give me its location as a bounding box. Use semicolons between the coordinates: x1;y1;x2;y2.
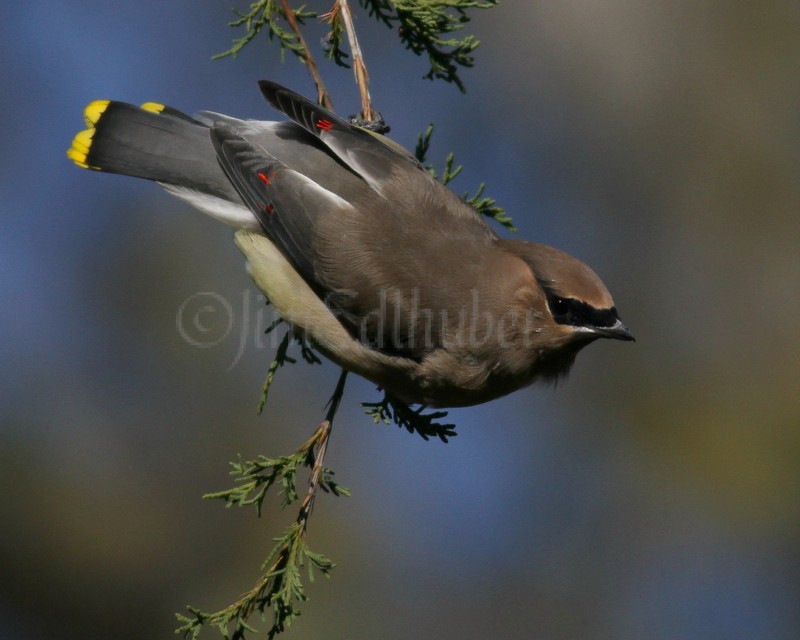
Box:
68;80;634;408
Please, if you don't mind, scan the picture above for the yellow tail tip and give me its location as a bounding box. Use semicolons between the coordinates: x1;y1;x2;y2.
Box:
70;100;108;169
67;127;99;170
140;101;166;114
83;100;110;127
66;147;89;168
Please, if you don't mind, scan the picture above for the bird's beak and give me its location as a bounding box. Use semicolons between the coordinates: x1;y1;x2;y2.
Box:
595;318;635;342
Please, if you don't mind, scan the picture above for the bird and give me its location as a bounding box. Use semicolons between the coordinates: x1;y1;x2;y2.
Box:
67;80;634;408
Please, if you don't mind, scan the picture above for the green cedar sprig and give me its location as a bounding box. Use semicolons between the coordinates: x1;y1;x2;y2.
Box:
175;522;336;640
257;321;322;415
178;375;349;640
416;123;515;231
322;11;350;67
202;451;349;515
214;0;317;61
363;393;457;442
217;0;497;92
357;0;499;91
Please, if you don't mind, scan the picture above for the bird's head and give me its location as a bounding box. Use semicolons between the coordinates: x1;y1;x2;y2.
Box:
529;242;634;344
497;239;634;383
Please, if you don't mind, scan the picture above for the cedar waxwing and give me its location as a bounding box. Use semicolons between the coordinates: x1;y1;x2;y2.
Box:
68;81;633;408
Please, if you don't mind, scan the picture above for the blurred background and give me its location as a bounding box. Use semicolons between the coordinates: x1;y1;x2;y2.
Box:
2;1;799;638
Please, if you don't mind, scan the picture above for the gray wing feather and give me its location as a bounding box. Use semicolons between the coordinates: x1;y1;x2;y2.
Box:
210;123;354;291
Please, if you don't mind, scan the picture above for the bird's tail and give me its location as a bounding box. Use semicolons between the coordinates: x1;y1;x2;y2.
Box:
67;100;237;202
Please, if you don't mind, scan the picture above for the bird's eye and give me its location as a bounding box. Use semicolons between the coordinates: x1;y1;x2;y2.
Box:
551;297;569;317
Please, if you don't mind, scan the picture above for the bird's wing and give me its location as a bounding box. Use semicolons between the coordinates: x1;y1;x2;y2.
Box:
211;101;501;361
258;80;421;193
210;123;354;292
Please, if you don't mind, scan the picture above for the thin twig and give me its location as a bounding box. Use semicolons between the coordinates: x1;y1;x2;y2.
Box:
215;368;349;627
298;367;348;526
336;0;375;121
279;0;334;109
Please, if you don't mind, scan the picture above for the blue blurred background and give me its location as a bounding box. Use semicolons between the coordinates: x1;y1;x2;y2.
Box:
2;1;799;638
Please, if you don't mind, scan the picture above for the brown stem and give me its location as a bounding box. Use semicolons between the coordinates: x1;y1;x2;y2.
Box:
336;0;376;121
279;0;334;109
298;367;348;527
229;368;349;623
